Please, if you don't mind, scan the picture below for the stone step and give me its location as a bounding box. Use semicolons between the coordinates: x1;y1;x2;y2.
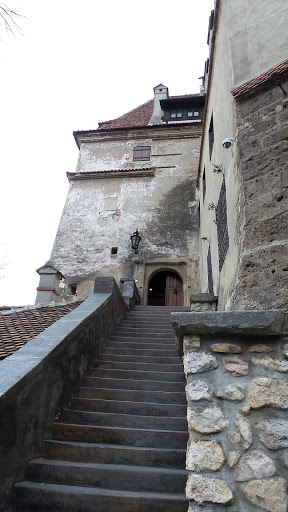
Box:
125;314;178;321
106;340;176;350
52;423;188;449
121;320;174;327
61;409;187;431
14;482;188;512
100;354;181;364
97;361;184;372
114;329;175;338
117;323;174;330
110;335;175;343
28;459;188;493
72;397;187;417
85;376;185;392
78;387;187;404
104;347;178;357
42;440;186;469
89;367;185;382
132;307;189;313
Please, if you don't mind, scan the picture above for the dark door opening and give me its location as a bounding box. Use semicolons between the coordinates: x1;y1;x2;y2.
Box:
148;271;183;306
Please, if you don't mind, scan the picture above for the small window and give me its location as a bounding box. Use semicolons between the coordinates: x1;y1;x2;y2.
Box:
111;247;118;255
209;115;214;160
133;146;151;162
202;167;206;200
187;109;200;118
170;109;183;119
68;284;77;295
207;247;213;293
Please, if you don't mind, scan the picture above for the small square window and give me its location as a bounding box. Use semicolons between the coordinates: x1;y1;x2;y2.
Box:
194;111;199;116
187;110;193;117
68;284;77;295
176;109;183;118
133;146;151;162
171;110;176;118
111;247;118;255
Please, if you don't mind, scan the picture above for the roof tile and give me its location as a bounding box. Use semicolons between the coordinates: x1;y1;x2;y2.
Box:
98;93;203;130
98;99;154;130
232;58;288;98
0;301;83;360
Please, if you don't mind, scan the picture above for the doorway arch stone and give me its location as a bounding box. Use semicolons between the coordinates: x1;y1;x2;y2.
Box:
148;270;184;306
143;262;187;306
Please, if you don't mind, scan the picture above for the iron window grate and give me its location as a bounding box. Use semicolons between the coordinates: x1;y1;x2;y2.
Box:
216;180;229;271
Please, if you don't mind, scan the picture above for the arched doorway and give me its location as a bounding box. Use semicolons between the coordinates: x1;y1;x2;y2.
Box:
148;271;183;306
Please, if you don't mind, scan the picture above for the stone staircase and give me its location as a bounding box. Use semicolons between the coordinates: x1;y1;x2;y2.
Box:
14;305;189;512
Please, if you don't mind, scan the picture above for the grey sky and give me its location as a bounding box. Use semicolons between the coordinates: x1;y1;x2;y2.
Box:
0;0;214;305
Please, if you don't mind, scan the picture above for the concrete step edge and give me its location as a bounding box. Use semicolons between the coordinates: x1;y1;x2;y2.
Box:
14;481;187;500
54;423;188;435
42;439;187;454
30;458;188;476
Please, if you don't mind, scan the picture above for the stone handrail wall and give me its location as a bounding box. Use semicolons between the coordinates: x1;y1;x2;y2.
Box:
0;277;128;510
171;310;288;512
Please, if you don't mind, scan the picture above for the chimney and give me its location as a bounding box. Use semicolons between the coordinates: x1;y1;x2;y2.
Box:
148;84;168;125
35;261;64;304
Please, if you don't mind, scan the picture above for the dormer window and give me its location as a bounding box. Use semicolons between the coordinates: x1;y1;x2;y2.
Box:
188;109;200;117
169;107;201;121
133;146;151;162
171;109;183;119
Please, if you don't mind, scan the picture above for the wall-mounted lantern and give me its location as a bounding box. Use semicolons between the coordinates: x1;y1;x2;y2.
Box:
130;229;141;253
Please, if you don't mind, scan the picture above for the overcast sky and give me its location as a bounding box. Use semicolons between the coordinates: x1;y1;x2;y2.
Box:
0;0;214;306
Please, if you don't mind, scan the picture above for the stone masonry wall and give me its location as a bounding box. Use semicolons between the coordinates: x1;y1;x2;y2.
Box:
181;330;288;511
232;75;288;310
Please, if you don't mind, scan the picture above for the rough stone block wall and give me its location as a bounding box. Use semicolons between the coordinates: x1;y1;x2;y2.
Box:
183;333;288;511
233;75;288;310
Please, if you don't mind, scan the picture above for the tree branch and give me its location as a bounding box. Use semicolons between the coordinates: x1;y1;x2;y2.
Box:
0;3;23;37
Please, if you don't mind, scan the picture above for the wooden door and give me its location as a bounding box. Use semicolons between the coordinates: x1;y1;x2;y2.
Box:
165;274;183;306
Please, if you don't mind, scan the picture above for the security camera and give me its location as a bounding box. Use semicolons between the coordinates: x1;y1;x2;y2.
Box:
222;137;237;149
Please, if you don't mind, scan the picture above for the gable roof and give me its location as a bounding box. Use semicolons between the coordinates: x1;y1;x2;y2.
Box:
0;301;83;360
231;57;288;98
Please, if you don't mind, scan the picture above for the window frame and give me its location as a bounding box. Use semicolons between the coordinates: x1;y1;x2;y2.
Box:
133;146;151;162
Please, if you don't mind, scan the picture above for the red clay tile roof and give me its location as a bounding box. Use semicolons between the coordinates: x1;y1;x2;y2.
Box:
98;94;203;130
98;99;154;130
0;301;83;360
232;58;288;98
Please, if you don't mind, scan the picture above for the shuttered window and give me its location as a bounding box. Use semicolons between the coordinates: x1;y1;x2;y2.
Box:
133;146;151;162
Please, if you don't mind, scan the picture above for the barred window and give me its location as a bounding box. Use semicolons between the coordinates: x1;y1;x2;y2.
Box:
133;146;151;162
216;180;229;271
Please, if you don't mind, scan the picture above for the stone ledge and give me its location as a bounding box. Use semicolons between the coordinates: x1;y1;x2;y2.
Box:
171;310;287;357
190;293;218;303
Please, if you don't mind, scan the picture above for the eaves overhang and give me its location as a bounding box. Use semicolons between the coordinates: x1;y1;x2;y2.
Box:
160;95;205;109
73;121;202;149
67;168;156;181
